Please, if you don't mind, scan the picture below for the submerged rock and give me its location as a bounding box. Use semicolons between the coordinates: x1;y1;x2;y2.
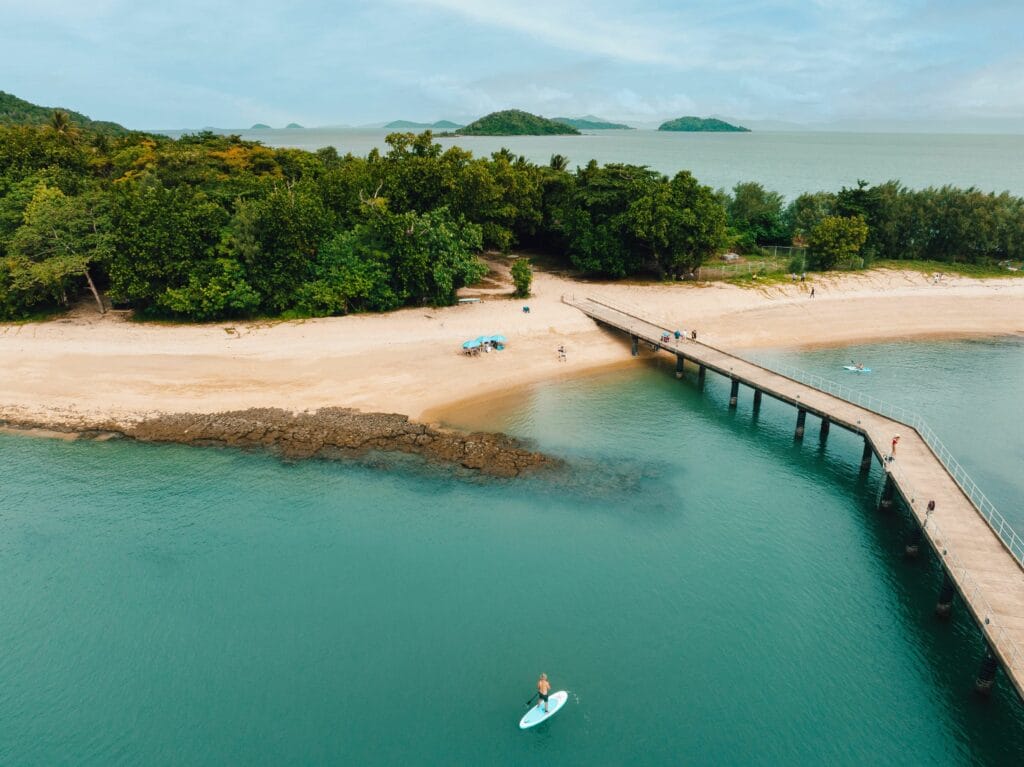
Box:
2;408;555;478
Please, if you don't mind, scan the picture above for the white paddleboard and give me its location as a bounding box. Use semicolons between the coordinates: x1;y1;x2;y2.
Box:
519;690;568;729
843;365;872;373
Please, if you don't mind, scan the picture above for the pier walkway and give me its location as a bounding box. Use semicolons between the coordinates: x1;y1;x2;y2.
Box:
567;294;1024;699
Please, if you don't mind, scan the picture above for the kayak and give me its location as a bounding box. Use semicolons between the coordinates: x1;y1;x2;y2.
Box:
519;691;568;729
843;365;872;373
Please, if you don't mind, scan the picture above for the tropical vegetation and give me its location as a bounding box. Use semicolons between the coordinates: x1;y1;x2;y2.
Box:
2;95;1024;322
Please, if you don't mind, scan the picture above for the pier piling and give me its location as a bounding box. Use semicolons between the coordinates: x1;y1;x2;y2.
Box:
936;573;956;618
904;526;923;558
675;355;684;379
860;440;873;472
565;294;1024;703
975;650;1000;695
878;474;896;511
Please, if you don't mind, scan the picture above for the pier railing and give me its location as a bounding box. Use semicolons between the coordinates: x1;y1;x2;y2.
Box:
746;356;1024;569
564;293;1024;569
566;292;1024;680
887;457;1023;673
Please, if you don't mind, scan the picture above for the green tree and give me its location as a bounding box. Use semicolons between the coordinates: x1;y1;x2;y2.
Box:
510;257;532;297
108;181;228;312
549;154;569;172
628;171;727;278
726;181;789;249
48;110;81;145
4;184;110;315
807;215;869;270
556;162;661;277
245;181;332;310
786;192;835;244
158;258;260;320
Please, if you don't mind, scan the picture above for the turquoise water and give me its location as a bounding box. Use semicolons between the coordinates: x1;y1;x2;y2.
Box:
2;339;1024;765
756;337;1024;535
157;128;1024;200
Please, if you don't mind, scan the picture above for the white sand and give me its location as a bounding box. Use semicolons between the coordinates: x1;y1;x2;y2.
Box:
1;266;1022;430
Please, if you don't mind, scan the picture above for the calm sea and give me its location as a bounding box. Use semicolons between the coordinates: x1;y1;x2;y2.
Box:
157;128;1024;200
2;337;1023;765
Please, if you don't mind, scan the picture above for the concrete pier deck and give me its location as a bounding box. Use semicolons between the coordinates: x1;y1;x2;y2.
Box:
568;294;1024;699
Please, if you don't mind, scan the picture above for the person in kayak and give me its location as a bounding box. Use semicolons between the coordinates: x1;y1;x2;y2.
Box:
537;673;551;712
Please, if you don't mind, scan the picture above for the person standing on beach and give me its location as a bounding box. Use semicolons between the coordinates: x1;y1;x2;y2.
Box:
810;286;816;298
537;673;551;713
891;434;900;458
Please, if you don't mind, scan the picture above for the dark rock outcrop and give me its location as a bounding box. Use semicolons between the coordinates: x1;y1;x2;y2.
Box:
2;408;555;478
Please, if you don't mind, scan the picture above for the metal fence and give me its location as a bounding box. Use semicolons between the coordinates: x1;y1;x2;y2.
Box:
747;355;1024;568
566;292;1024;677
696;258;790;282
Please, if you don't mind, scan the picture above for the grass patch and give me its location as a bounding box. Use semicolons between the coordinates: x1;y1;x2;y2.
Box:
873;259;1024;278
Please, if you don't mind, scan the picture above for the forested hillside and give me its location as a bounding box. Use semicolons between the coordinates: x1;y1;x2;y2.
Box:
0;91;129;135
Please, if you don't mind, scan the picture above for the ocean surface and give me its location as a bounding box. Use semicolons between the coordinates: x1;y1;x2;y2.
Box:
156;128;1024;201
2;337;1024;765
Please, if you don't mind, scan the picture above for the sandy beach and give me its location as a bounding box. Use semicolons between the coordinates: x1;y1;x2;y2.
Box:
1;266;1022;432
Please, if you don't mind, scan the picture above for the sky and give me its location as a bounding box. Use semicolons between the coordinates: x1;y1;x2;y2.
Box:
1;0;1022;130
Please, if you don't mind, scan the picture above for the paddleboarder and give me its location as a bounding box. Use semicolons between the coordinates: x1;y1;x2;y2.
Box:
537;673;551;713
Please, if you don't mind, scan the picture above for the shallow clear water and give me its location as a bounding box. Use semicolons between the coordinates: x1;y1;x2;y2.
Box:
157;128;1024;200
755;337;1024;535
2;338;1023;765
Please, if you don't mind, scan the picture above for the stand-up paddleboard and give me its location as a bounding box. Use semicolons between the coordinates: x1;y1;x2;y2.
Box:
843;365;872;373
519;691;568;729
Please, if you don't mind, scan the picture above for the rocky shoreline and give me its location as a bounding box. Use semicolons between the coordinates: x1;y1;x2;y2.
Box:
0;407;555;478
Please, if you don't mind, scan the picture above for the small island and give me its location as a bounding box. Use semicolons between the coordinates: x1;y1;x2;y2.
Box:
658;116;750;132
554;116;633;130
250;123;272;130
454;109;580;136
384;119;463;130
285;123;304;129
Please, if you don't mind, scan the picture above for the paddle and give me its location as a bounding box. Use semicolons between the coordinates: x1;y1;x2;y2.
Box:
524;692;539;708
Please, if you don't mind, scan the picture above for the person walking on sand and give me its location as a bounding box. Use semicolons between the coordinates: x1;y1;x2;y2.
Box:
537;673;551;713
810;286;816;298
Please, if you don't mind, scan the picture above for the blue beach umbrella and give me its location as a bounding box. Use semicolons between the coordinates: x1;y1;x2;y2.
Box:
462;339;482;349
488;334;507;343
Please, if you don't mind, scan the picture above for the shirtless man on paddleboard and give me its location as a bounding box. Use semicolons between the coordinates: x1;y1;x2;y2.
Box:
537;673;551;712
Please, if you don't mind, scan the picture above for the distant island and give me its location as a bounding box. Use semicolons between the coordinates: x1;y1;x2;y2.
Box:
454;110;580;136
285;123;304;129
385;119;462;130
554;116;633;130
659;116;750;132
250;123;272;130
0;90;129;135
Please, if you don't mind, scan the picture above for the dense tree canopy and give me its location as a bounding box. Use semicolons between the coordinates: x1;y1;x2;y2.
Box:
1;120;1023;322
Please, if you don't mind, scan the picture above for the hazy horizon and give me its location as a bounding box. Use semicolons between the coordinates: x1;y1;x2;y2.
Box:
4;1;1023;134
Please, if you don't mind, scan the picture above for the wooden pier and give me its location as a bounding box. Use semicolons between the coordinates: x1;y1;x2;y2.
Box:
567;294;1024;700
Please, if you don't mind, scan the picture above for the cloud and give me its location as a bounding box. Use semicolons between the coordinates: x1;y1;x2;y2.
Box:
2;0;1022;127
393;0;692;66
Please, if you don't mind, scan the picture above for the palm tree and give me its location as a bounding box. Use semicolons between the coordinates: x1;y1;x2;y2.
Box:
549;153;569;172
48;110;81;144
